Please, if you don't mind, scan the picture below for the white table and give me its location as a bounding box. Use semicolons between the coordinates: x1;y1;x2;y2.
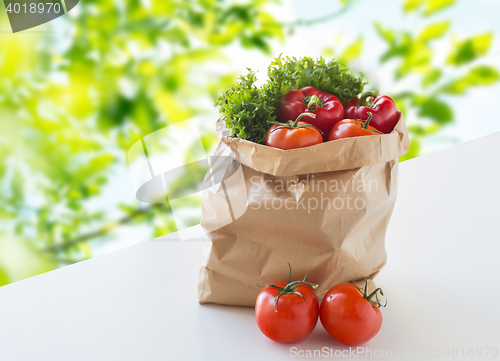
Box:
1;133;500;361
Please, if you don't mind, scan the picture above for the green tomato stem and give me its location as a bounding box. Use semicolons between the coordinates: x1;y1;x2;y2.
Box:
292;112;316;127
362;111;380;129
351;279;387;309
266;264;319;312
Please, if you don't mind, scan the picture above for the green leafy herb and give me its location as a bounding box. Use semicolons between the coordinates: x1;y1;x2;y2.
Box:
266;56;365;104
215;56;365;144
214;70;276;144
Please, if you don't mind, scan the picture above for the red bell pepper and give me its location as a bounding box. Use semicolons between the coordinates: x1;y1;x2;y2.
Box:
279;86;344;140
343;91;401;134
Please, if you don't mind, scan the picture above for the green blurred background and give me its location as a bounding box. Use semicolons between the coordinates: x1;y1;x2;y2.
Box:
0;0;499;287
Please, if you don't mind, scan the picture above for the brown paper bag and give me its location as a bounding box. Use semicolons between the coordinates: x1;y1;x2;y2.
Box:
198;115;409;306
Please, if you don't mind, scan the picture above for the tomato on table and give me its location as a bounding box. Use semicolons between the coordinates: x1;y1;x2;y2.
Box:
319;280;386;346
255;265;319;343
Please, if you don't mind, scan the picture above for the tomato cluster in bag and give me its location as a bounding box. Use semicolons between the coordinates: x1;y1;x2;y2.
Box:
265;87;401;150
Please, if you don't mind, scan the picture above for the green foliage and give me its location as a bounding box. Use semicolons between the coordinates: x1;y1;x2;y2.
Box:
403;0;425;13
423;0;457;16
1;0;498;287
376;20;451;79
0;238;58;286
418;21;450;42
447;33;493;66
374;22;396;45
0;267;9;286
338;38;364;66
422;68;442;88
403;0;457;15
215;70;276;143
413;96;453;124
369;11;498;161
440;66;500;94
0;0;285;286
266;56;365;104
215;56;365;143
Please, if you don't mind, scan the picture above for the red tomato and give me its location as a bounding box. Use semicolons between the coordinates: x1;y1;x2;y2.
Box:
319;281;386;346
255;268;319;343
266;113;323;150
328;112;382;141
